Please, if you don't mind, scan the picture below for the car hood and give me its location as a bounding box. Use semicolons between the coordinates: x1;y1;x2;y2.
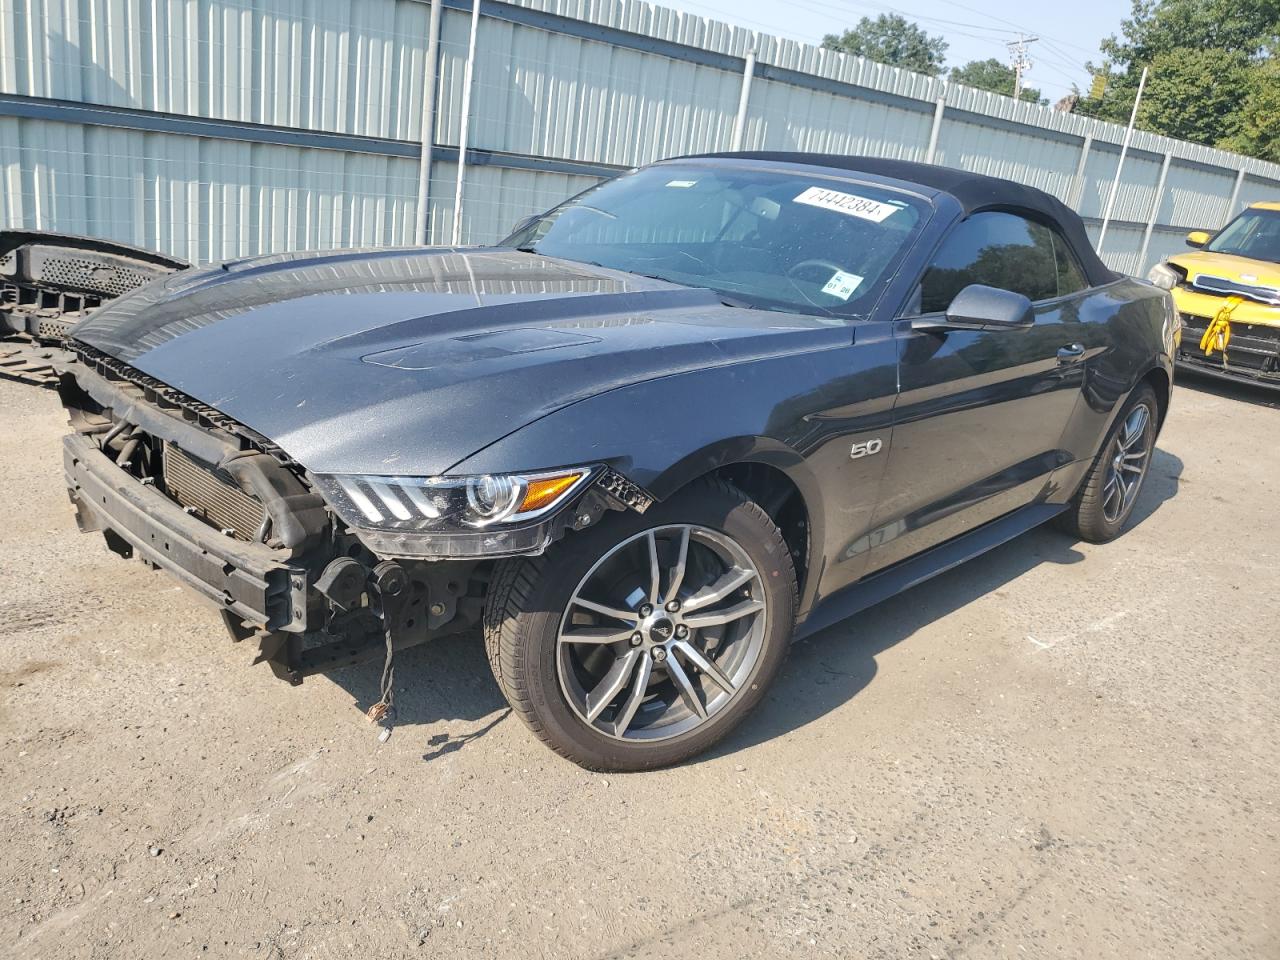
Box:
1166;250;1280;328
71;247;848;476
1166;250;1280;288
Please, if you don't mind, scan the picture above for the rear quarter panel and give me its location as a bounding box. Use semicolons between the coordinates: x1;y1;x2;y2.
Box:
1051;277;1174;496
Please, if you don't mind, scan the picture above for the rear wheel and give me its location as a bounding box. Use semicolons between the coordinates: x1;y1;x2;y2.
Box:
1058;384;1158;543
484;479;797;771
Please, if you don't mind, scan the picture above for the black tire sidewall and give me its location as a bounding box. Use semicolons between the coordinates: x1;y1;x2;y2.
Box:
1074;384;1158;542
506;481;796;771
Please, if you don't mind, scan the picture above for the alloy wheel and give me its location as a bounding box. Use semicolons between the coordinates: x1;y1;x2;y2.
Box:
556;524;768;742
1101;402;1153;524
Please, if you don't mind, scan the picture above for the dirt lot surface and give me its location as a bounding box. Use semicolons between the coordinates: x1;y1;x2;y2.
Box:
1;371;1277;960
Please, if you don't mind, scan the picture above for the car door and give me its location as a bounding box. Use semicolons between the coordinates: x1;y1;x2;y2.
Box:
860;210;1091;574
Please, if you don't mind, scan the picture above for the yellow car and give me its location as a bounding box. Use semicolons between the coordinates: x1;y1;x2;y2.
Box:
1149;201;1280;388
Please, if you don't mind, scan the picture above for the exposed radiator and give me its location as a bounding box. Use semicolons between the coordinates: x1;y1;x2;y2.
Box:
162;443;266;541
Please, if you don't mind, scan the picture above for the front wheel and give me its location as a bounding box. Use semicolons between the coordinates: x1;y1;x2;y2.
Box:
483;479;798;771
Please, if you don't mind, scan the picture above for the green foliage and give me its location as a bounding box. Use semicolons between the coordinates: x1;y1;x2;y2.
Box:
1101;0;1279;64
949;58;1044;104
1137;48;1253;144
1218;60;1280;162
1076;0;1280;161
821;14;948;77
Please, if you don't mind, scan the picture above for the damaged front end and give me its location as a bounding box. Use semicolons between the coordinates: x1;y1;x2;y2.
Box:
57;342;649;688
1;231;187;386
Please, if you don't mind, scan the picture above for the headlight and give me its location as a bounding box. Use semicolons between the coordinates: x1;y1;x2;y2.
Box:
312;467;596;558
1147;262;1180;290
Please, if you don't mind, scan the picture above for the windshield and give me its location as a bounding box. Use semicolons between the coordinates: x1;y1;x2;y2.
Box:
1206;207;1280;263
504;163;928;321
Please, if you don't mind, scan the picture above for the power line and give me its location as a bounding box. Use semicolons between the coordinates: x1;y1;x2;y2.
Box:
812;0;1020;36
658;0;1097;97
807;0;1089;91
789;0;1038;66
929;0;1101;58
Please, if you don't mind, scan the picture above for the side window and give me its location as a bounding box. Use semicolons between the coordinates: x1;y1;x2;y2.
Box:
1050;231;1088;297
918;211;1060;313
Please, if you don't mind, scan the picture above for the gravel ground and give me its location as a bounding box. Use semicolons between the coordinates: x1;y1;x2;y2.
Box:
1;370;1277;960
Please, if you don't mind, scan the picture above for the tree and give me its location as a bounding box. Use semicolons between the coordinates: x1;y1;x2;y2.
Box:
821;14;948;77
1135;48;1253;145
1218;60;1280;162
1075;0;1280;159
949;58;1044;104
1100;0;1278;66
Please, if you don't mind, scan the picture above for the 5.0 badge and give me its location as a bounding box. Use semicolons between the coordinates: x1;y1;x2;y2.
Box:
850;438;884;459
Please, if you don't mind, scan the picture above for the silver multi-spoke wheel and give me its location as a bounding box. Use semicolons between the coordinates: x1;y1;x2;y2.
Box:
557;524;767;742
486;479;795;770
1101;402;1153;523
1057;383;1163;545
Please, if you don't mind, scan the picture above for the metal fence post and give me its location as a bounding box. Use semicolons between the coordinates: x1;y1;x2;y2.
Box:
1226;168;1246;218
1098;65;1148;252
451;0;483;246
730;47;756;151
924;95;945;164
1068;135;1092;210
414;0;443;245
1137;151;1171;272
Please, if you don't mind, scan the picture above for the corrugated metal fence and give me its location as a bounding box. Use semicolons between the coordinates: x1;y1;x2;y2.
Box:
3;0;1280;274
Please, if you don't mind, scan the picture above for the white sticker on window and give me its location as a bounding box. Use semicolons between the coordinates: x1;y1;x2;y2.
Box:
821;270;864;300
665;179;698;188
793;186;900;222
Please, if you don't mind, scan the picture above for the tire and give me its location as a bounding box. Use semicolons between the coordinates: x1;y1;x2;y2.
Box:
483;478;798;771
1057;383;1159;543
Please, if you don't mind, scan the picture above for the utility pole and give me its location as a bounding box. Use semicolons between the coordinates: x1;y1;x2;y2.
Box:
1007;34;1038;100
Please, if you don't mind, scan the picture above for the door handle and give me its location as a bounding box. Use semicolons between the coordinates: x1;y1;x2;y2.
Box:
1056;343;1085;363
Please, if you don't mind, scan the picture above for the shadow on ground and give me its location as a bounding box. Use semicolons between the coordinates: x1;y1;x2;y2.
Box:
701;446;1184;762
1176;368;1280;409
323;625;510;760
320;449;1184;765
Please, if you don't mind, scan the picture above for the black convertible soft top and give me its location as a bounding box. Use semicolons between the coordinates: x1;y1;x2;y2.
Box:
687;152;1117;287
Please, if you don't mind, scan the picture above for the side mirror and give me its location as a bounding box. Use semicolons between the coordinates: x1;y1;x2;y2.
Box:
1185;230;1211;248
914;284;1035;331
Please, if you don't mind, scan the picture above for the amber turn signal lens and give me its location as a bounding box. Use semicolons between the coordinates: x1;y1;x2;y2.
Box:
519;472;585;513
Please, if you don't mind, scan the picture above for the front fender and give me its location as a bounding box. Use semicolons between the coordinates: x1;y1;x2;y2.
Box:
450;339;899;620
448;355;829;510
448;364;829;617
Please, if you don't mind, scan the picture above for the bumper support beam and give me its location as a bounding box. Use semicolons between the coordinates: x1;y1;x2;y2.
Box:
63;433;307;632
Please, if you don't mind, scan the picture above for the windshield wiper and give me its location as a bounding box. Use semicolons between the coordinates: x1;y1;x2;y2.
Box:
523;258;759;308
620;271;759;309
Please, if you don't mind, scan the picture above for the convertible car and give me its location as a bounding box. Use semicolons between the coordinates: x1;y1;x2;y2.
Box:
57;154;1176;770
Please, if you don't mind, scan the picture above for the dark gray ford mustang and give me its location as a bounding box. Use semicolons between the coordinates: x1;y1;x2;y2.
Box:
58;154;1176;769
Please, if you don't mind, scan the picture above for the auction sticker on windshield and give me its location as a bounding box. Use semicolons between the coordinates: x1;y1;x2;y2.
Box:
821;270;864;300
793;186;900;222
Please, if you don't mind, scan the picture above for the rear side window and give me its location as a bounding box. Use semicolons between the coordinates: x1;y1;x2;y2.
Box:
918;211;1070;313
1050;232;1088;297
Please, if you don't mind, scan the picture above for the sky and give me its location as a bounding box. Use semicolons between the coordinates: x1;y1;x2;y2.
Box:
660;0;1129;104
